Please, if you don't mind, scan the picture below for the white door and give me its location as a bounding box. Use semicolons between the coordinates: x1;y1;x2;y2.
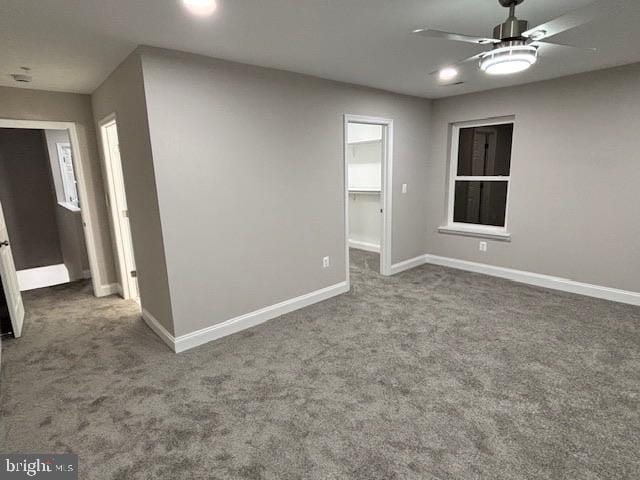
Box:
103;121;139;299
0;201;25;337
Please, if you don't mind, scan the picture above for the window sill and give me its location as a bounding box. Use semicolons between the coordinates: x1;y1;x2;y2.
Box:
438;225;511;242
57;202;81;213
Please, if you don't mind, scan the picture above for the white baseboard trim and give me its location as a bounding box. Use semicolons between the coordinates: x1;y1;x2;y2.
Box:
141;308;176;351
17;264;70;291
424;254;640;307
143;281;350;353
389;254;428;275
95;282;120;298
349;240;381;253
175;281;350;353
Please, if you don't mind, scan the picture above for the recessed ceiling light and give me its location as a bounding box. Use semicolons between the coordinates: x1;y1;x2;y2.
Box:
182;0;217;16
438;67;458;82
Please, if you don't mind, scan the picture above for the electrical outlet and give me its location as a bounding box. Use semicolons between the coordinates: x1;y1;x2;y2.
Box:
323;256;330;268
402;183;408;194
479;241;488;252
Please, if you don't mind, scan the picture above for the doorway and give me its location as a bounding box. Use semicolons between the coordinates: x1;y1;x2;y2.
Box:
99;115;138;301
344;115;393;283
0;119;105;338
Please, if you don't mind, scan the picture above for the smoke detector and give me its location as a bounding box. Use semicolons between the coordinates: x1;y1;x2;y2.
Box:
11;67;32;83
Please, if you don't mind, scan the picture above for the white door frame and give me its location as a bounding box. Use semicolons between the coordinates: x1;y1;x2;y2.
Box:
344;114;394;282
0;118;105;297
98;113;138;300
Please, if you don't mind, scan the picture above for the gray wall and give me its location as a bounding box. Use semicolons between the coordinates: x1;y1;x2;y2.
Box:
0;86;117;286
427;63;640;293
138;46;431;336
92;52;175;334
44;129;69;204
0;128;62;270
53;205;90;280
44;129;90;280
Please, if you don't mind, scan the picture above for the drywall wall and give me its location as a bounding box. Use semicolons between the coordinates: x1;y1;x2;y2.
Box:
0;86;116;286
347;123;382;144
347;141;382;191
91;52;175;334
0;128;62;270
427;63;640;293
53;205;89;280
138;46;431;336
349;193;382;250
44;129;69;205
44;129;90;280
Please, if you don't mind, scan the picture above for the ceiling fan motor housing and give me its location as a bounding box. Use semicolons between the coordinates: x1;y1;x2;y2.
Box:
493;17;529;41
498;0;524;7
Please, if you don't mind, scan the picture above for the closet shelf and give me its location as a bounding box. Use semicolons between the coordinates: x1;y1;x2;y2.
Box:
349;188;381;194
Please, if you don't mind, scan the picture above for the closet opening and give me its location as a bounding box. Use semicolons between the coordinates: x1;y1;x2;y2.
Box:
344;115;393;283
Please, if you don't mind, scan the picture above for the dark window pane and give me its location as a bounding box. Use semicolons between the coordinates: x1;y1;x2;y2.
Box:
454;181;508;227
457;123;513;176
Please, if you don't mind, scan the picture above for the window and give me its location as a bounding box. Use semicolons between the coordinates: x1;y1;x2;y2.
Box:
56;142;80;210
441;118;514;240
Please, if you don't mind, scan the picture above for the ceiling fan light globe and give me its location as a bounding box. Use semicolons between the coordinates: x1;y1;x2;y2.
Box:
484;59;532;75
480;45;537;75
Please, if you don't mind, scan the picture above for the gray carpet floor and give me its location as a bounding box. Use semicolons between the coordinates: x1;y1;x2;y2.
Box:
1;249;639;479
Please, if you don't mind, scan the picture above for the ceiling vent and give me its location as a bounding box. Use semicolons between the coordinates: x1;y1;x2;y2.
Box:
11;67;32;83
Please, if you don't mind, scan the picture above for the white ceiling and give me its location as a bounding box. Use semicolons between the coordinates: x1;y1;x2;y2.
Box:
1;0;639;98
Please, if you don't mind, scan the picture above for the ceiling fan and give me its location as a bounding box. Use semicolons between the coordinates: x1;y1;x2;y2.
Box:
413;0;605;81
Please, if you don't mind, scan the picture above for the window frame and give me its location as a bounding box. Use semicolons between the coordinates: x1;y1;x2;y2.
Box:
441;116;515;241
55;142;81;211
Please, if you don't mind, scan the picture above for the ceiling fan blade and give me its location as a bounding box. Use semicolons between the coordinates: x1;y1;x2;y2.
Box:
531;40;597;52
413;28;499;46
523;0;623;41
428;52;485;76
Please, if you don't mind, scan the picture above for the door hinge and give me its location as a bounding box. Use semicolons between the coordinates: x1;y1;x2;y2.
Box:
122;209;129;218
130;270;137;278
